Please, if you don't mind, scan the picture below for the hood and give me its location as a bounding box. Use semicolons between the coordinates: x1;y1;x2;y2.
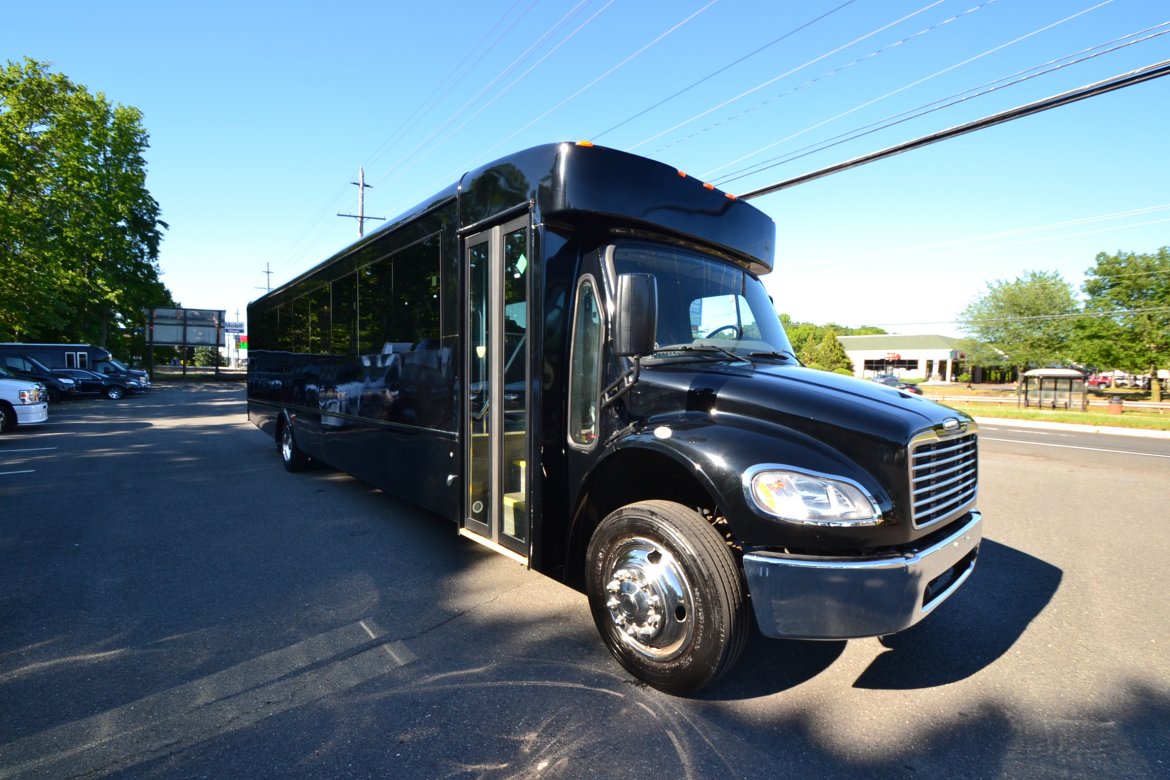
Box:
630;361;966;446
618;360;975;549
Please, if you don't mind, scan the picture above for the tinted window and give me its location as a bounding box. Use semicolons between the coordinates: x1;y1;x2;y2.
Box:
567;277;602;448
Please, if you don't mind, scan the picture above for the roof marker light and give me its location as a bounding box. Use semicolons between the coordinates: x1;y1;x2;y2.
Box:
576;140;594;147
703;182;715;190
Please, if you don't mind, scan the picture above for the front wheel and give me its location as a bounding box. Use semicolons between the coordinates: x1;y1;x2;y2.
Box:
106;385;124;400
585;500;749;695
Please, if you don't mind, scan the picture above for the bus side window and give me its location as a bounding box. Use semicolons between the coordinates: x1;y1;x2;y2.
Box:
567;276;602;449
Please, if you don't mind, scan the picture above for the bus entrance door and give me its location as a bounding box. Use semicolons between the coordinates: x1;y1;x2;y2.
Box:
463;216;531;560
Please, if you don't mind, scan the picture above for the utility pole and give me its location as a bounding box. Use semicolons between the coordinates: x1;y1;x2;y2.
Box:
338;167;386;237
257;262;272;293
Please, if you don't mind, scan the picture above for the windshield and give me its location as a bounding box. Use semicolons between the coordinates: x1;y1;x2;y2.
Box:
611;242;795;360
108;358;130;371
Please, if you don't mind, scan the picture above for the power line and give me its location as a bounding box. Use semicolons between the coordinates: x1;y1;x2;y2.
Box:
738;59;1170;200
650;0;1004;158
423;0;724;201
712;22;1170;186
271;0;540;277
708;0;1118;181
960;306;1170;324
625;0;953;153
361;0;540;178
591;0;860;142
370;0;617;194
857;304;1170;330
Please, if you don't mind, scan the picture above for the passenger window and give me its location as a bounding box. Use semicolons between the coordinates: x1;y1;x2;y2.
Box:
568;277;602;448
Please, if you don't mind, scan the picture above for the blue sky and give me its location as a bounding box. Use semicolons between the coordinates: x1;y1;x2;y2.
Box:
4;0;1168;337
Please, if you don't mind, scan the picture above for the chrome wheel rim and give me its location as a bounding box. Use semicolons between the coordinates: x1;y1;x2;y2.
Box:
281;427;294;462
601;535;694;662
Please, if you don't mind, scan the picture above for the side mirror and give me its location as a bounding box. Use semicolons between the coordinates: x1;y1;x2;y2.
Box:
614;273;657;358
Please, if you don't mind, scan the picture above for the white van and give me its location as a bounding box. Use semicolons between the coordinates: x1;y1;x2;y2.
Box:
0;366;49;432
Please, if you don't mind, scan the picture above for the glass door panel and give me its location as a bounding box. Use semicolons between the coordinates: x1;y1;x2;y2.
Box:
466;238;491;537
464;217;530;553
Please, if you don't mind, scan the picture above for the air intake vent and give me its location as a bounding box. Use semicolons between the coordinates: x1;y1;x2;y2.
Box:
910;431;978;529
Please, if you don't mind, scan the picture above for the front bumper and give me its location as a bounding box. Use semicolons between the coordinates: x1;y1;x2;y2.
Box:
16;402;49;426
743;510;982;640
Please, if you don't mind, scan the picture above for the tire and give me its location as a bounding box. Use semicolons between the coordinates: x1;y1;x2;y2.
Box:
585;500;749;695
106;385;124;400
279;420;310;472
0;403;12;433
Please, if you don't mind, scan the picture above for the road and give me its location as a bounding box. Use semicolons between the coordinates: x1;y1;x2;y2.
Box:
1;385;1167;779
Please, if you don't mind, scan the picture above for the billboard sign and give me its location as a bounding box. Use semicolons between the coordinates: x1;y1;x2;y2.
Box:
146;308;226;347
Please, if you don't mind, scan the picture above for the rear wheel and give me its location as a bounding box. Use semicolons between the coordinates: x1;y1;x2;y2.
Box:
585;500;749;695
280;420;310;472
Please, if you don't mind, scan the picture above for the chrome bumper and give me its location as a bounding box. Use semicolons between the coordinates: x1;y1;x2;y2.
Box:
743;511;982;640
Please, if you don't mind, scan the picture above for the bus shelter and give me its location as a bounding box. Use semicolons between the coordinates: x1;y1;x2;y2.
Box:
1021;368;1087;410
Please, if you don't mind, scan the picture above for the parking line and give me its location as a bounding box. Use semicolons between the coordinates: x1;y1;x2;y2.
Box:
0;470;35;476
1;447;57;453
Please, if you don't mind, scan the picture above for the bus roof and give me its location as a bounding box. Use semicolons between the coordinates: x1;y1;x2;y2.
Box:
459;142;775;274
257;142;776;304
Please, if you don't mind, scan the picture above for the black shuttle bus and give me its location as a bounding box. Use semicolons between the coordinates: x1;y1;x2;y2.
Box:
247;142;982;693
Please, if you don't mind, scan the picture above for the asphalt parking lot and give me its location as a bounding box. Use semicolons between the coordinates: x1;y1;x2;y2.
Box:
1;383;1168;778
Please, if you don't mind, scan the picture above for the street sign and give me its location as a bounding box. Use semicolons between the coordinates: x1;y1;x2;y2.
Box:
225;321;245;334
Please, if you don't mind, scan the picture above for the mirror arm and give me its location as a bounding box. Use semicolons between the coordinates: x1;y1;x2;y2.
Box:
600;356;641;409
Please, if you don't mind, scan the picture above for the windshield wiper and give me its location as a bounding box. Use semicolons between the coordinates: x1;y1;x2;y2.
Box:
652;344;748;364
748;350;799;363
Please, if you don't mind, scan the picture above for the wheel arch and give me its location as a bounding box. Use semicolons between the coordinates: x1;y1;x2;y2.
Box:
565;444;725;590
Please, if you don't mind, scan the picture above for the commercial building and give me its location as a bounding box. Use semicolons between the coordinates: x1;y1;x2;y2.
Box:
837;334;968;383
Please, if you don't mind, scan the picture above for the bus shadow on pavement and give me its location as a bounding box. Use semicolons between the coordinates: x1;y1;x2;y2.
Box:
853;538;1062;690
705;538;1060;699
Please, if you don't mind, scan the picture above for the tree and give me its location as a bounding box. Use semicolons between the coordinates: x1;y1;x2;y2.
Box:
0;58;172;353
1077;248;1170;402
192;346;225;367
958;270;1079;373
780;315;880;373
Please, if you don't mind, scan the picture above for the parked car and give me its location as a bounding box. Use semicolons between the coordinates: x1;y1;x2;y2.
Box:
872;374;923;395
0;353;78;403
0;343;151;391
52;368;142;400
0;365;49;432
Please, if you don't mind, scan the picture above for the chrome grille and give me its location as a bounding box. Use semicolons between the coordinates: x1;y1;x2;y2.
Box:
910;431;978;529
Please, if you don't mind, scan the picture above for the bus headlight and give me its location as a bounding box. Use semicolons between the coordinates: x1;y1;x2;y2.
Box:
745;467;881;526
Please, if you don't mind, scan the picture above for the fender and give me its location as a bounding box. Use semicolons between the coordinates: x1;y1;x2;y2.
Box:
605;411;898;550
